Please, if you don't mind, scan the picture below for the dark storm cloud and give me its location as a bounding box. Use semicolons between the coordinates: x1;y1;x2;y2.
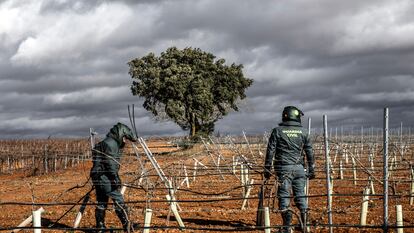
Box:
0;0;413;138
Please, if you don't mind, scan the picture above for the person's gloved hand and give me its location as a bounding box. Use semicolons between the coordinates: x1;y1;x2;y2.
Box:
307;165;315;180
113;174;122;189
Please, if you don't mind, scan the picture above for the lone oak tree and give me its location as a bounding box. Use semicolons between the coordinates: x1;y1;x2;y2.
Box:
128;47;253;138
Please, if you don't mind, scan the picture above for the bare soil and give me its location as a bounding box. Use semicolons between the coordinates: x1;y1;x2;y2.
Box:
1;139;413;233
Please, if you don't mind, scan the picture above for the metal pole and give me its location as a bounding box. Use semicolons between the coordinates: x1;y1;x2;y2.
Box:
323;115;333;233
308;118;311;136
305;118;311;207
335;127;338;141
383;108;389;233
400;122;403;155
89;128;96;149
361;126;364;153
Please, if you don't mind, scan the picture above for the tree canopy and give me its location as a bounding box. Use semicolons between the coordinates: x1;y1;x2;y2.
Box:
128;47;253;138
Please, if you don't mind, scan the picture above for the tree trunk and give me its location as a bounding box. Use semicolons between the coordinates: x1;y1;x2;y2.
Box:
190;112;196;137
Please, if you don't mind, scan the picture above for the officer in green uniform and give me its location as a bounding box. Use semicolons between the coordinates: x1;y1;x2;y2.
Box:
264;106;315;233
90;122;137;233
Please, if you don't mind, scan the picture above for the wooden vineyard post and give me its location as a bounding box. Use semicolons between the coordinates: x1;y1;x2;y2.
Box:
232;156;236;174
32;150;35;167
329;179;334;205
73;193;90;228
396;205;403;233
410;166;414;205
244;164;249;190
361;126;364;155
241;163;245;194
243;131;255;158
180;164;189;188
32;208;43;233
345;149;349;164
241;179;254;210
143;209;153;233
193;160;198;181
369;153;374;170
369;176;375;195
20;145;24;169
53;154;57;172
166;194;184;229
264;207;271;233
240;162;250;200
352;157;357;185
360;188;370;226
43;144;48;174
192;158;207;182
201;138;224;180
7;156;10;173
383;108;389;233
11;208;44;233
400;122;403;159
133;139;185;229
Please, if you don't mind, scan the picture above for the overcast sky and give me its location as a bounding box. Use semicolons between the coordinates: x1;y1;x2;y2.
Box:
1;0;413;138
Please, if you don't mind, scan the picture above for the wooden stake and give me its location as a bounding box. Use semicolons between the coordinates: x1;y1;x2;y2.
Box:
166;195;184;229
329;179;334;205
33;208;42;233
410;167;414;205
179;165;190;188
11;208;44;233
241;163;245;194
143;209;153;233
369;176;375;195
345;150;349;164
360;188;370;226
193;161;197;181
73;193;90;228
264;207;271;233
121;185;127;195
396;205;403;233
241;179;254;210
352;157;357;185
232;156;236;174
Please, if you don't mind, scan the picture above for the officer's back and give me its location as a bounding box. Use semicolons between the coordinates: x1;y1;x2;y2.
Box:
273;120;310;166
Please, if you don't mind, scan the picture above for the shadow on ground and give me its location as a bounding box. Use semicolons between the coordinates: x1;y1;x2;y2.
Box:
41;218;92;232
158;215;253;229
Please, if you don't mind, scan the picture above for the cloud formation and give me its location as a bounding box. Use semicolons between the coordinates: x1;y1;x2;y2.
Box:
0;0;413;138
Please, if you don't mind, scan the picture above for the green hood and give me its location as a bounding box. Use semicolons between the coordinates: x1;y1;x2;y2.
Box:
107;122;137;147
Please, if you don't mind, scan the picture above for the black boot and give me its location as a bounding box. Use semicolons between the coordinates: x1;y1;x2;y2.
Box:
95;208;106;233
115;204;133;232
281;211;292;233
300;212;308;233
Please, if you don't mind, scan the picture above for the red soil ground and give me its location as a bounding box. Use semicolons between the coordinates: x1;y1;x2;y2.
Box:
1;140;413;233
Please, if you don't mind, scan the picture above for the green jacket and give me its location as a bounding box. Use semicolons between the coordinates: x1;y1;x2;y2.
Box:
265;121;314;172
90;123;136;182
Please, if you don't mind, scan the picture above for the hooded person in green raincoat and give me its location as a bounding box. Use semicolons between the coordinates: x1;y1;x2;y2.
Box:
90;122;137;233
